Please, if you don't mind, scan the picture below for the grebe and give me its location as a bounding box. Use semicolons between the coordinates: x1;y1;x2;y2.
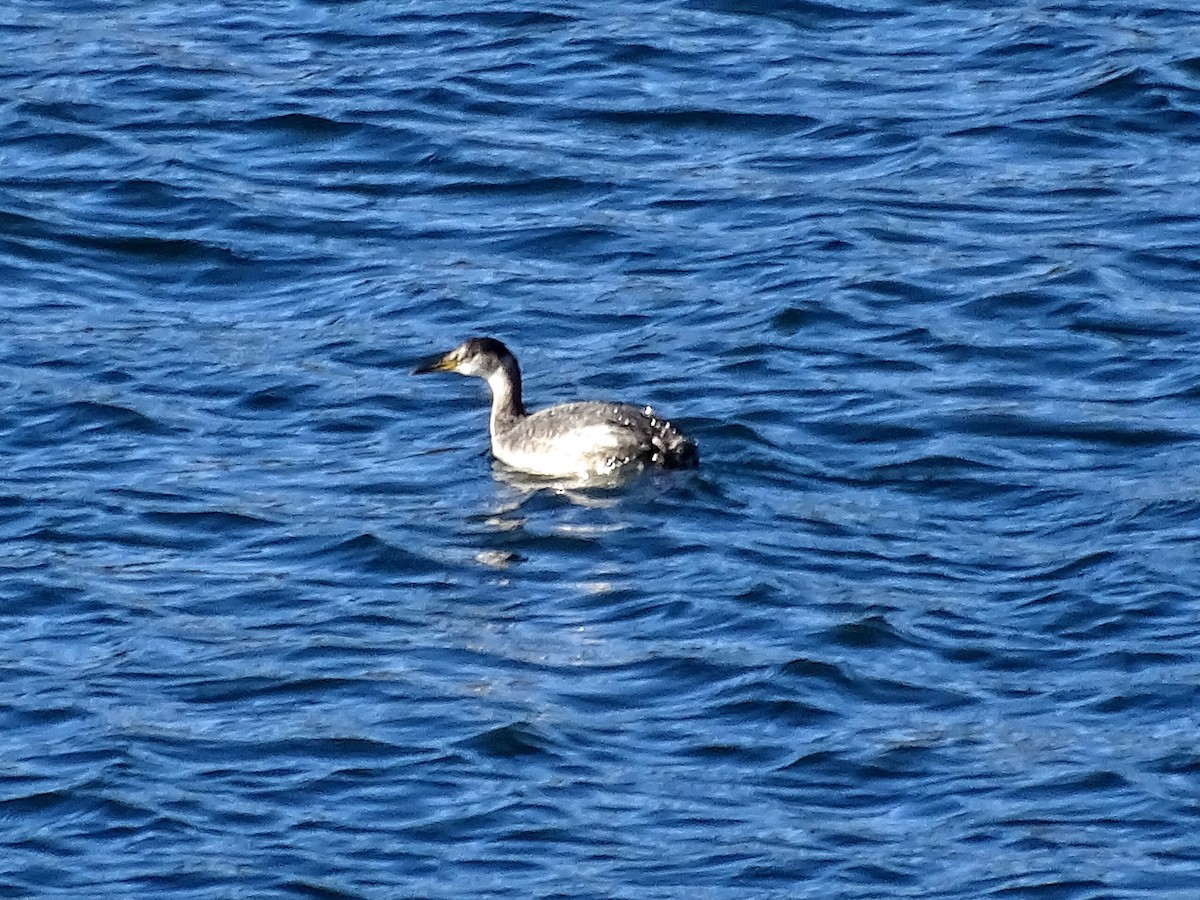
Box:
412;337;699;478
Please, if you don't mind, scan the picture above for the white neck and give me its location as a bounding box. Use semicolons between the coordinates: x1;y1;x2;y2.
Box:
485;359;525;426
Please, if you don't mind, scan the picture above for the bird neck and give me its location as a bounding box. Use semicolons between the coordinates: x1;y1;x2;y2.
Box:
485;357;526;424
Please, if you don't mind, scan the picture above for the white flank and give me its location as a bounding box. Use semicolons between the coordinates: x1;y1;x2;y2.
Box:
495;423;628;477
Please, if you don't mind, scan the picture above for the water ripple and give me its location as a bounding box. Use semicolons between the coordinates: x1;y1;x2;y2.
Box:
4;0;1200;897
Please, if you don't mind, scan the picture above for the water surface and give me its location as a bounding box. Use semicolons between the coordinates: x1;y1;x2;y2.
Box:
3;1;1200;897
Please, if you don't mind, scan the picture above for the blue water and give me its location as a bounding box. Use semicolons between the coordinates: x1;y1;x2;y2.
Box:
4;1;1200;897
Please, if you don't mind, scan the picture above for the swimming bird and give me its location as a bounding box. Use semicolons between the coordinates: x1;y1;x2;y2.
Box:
412;337;699;478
